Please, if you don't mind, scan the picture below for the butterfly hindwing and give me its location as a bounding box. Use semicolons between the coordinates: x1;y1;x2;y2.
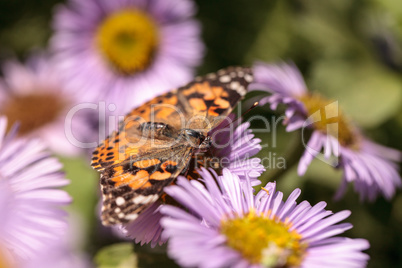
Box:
100;144;193;225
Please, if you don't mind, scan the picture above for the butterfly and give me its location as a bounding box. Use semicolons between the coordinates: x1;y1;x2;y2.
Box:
91;67;253;225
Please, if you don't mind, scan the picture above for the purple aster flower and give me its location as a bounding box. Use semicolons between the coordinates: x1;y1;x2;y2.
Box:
19;212;93;268
0;116;72;264
161;168;370;268
251;62;402;201
21;248;92;268
0;54;95;156
207;115;265;184
51;0;204;116
117;116;265;247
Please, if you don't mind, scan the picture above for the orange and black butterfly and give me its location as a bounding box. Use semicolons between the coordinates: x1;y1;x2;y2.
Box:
91;67;253;225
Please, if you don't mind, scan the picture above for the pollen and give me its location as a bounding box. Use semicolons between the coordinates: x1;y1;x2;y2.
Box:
298;93;358;148
220;211;306;267
0;92;66;136
96;9;159;75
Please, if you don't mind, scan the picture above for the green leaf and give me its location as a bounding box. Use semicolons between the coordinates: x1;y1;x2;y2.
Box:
309;59;402;127
370;0;402;21
60;156;98;238
0;16;49;55
246;1;294;62
94;243;138;268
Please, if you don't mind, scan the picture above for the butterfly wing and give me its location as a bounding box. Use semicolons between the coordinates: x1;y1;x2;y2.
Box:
91;66;253;171
116;66;253;135
100;142;194;225
177;66;253;131
91;66;254;225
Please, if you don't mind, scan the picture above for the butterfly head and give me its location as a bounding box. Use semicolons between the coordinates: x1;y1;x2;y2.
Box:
178;128;210;151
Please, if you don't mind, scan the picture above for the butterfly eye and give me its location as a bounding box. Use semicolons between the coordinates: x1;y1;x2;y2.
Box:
179;129;200;139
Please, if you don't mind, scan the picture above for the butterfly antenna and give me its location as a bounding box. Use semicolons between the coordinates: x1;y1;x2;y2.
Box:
221;101;259;129
241;101;259;117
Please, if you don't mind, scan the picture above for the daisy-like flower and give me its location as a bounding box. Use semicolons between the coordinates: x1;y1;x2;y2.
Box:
161;168;370;268
21;211;93;268
21;248;91;268
0;116;72;264
119;116;265;247
206;116;265;184
51;0;204;116
250;62;401;201
0;54;95;156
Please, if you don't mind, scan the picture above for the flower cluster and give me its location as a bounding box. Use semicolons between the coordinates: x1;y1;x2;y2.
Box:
51;0;204;116
161;168;370;268
0;54;94;156
0;116;87;267
120;115;265;247
0;0;401;267
251;62;401;201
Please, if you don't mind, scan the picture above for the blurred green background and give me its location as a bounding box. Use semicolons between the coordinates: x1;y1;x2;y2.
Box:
1;0;402;267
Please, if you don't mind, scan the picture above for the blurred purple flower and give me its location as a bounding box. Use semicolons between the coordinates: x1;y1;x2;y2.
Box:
51;0;204;116
161;168;370;268
251;62;401;201
19;211;93;268
20;247;92;268
208;115;265;184
118;117;265;247
0;116;72;264
0;54;95;156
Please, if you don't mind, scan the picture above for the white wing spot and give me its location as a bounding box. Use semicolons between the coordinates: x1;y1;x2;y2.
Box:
245;74;253;82
118;212;125;218
230;81;240;89
125;214;139;221
147;194;159;203
237;86;246;96
217;69;226;75
132;194;159;204
219;75;231;83
207;73;217;80
229;81;246;96
114;208;121;213
132;195;146;204
115;197;125;206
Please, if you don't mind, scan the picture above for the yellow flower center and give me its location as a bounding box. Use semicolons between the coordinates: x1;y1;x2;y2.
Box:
0;93;66;135
220;211;306;267
96;9;159;75
299;93;358;147
0;244;11;268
